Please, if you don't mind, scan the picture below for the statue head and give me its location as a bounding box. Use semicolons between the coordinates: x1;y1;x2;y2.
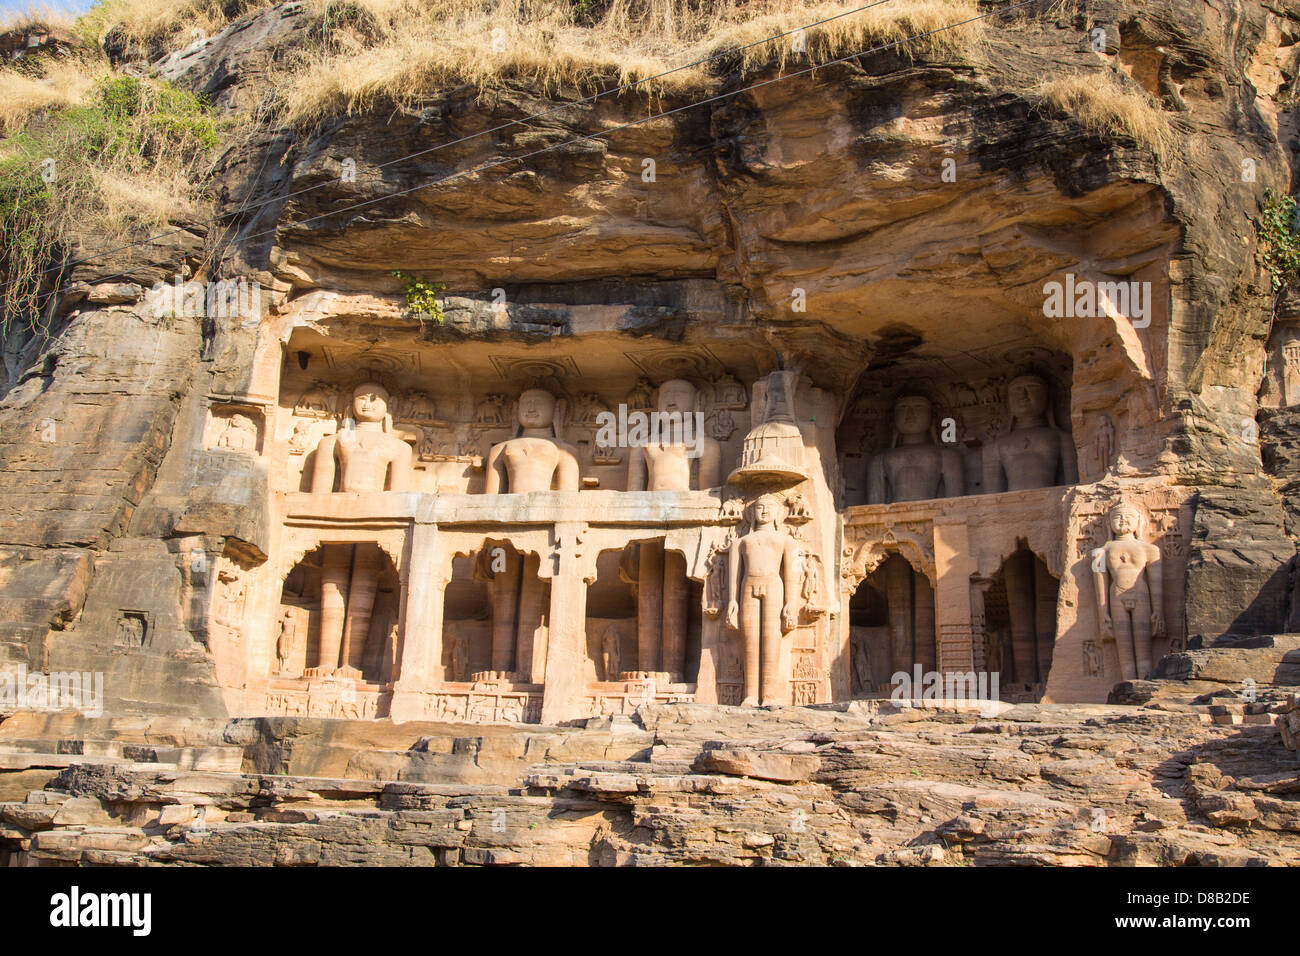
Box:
747;493;784;527
1108;499;1143;538
352;382;390;424
1007;375;1049;425
517;388;557;430
894;395;933;440
657;379;697;415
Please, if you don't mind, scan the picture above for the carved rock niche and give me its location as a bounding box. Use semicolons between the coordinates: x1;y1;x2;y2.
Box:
204;403;264;454
836;346;1075;506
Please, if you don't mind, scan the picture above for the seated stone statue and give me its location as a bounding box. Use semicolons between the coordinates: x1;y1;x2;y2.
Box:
627;378;721;491
485;388;580;493
867;394;964;503
310;382;413;492
982;374;1078;492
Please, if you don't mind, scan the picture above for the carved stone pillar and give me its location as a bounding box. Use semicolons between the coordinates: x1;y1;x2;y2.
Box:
540;522;593;725
695;615;721;704
933;518;976;674
317;543;351;671
341;543;381;672
516;553;547;681
489;557;521;674
884;557;912;674
389;523;448;721
969;576;994;675
662;549;689;680
636;541;664;671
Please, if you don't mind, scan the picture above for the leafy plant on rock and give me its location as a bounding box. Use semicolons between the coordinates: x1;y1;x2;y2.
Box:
391;269;447;324
1256;189;1300;294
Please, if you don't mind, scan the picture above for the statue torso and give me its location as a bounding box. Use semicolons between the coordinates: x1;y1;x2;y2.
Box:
740;528;787;578
997;426;1062;490
336;430;407;492
644;442;692;491
1105;538;1152;593
881;445;943;502
499;437;561;493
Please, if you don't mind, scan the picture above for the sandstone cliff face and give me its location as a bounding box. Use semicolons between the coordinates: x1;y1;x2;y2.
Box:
0;0;1298;717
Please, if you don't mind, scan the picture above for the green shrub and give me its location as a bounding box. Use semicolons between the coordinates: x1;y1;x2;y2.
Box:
0;74;217;332
391;270;447;323
1257;189;1300;293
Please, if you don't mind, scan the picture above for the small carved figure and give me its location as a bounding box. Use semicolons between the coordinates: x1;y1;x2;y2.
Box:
726;494;801;706
295;383;336;418
449;632;469;683
117;614;145;647
626;378;655;412
403;391;438;424
1081;638;1102;678
600;625;622;681
712;372;748;410
1094;414;1116;476
473;394;508;425
218;412;258;452
276;608;299;675
1091;499;1164;681
287;420;312;455
851;636;872;696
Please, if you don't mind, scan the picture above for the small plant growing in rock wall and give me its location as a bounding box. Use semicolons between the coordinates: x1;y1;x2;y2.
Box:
391;269;447;323
1256;190;1300;293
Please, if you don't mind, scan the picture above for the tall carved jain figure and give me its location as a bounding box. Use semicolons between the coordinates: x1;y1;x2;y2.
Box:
867;394;964;503
726;495;801;706
308;383;413;675
1092;500;1164;680
485;388;580;493
624;380;720;678
982;374;1078;492
626;379;721;491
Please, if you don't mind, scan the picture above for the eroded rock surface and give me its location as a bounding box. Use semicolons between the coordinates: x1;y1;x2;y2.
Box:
2;700;1297;866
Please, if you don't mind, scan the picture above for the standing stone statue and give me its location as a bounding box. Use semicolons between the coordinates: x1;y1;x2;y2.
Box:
1091;499;1164;680
867;394;964;503
276;608;299;675
311;382;414;493
484;388;580;493
982;374;1078;492
726;494;801;706
627;378;721;491
306;382;412;676
449;632;469;683
600;625;622;681
623;378;718;679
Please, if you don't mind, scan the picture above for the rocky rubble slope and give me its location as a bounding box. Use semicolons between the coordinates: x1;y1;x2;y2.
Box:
2;695;1297;866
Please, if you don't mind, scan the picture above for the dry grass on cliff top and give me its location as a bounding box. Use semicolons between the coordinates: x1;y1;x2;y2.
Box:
1037;71;1170;157
0;59;106;129
189;0;977;124
275;0;984;124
